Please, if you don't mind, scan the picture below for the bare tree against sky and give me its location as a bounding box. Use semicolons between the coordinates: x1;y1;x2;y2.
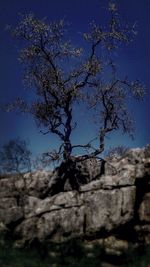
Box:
5;2;145;190
0;138;32;175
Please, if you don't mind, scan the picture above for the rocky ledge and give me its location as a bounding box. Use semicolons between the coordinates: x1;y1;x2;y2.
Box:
0;146;150;255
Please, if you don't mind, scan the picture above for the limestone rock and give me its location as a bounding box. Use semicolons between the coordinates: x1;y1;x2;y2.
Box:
23;171;52;197
0;177;18;198
0;146;149;247
14;184;136;243
0;171;51;199
0;197;23;225
139;192;150;222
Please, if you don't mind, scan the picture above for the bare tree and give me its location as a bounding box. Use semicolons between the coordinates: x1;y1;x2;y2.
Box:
105;145;129;159
0;138;32;176
6;2;145;192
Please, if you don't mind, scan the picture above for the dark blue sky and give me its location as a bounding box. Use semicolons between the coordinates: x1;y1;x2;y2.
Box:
0;0;150;156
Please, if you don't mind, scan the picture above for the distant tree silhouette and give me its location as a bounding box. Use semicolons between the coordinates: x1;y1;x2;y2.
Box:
105;145;129;159
0;138;32;175
6;2;145;192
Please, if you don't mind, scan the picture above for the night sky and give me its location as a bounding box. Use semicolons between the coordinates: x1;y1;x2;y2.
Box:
0;0;150;156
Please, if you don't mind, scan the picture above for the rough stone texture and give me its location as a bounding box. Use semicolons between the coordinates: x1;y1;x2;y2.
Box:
50;158;102;192
0;146;150;247
139;192;150;222
0;197;23;225
0;177;18;198
15;185;135;243
0;171;51;198
23;171;52;197
74;158;102;182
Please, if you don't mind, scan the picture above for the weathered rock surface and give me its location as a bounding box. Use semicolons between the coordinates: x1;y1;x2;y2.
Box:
0;146;150;249
13;185;135;243
139;192;150;222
